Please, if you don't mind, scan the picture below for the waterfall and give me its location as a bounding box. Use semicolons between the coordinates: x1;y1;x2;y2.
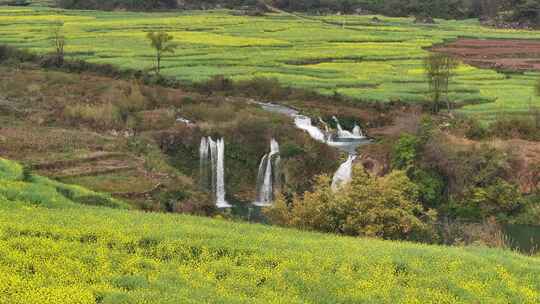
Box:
199;136;231;208
352;124;364;138
332;116;354;138
294;115;326;142
319;117;331;140
331;155;357;191
254;139;280;206
332;116;366;139
199;137;210;189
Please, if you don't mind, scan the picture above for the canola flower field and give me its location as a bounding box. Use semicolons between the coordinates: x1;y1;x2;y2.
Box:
1;157;540;303
0;6;539;121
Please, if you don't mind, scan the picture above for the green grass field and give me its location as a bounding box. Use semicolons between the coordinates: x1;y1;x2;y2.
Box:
0;6;539;121
1;157;540;303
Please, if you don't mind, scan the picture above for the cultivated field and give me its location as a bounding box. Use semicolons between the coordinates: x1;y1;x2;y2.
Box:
1;7;539;121
1;157;540;303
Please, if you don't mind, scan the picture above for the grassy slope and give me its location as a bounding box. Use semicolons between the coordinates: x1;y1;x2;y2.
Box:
1;157;540;303
0;7;539;121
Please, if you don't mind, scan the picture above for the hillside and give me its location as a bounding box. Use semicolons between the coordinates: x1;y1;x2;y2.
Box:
1;157;540;303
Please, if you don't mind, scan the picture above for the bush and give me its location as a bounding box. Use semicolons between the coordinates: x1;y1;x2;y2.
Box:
487;117;539;141
63;103;123;130
0;44;37;64
465;178;524;218
266;167;437;242
391;134;420;170
411;168;446;208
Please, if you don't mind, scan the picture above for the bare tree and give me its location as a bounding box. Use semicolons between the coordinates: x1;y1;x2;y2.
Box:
146;31;177;75
424;53;458;114
51;22;65;67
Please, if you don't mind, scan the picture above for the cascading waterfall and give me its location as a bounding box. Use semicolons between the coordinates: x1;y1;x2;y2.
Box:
294;115;326;142
331;154;357;191
319;117;331;140
199;136;231;208
255;102;372;195
332;116;366;139
352;124;364;138
199;137;210;189
254;139;280;206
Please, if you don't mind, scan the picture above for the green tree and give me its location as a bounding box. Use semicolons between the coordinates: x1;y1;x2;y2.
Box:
391;134;420;170
265;167;437;241
424;53;458;113
146;31;177;74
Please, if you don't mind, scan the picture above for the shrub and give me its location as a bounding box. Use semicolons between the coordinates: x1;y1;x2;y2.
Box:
391;134;419;170
235;77;290;100
63;103;123;130
266;167;437;241
0;44;37;63
410;168;446;208
196;75;234;94
487;117;539;141
0;158;24;181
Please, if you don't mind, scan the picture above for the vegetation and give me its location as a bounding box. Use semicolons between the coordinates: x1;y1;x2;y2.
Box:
51;22;65;67
266;169;437;241
146;31;176;75
1;7;539;122
424;53;458;113
0;158;129;209
1;157;540;303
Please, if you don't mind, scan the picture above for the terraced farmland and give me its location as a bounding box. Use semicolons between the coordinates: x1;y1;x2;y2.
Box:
1;6;539;121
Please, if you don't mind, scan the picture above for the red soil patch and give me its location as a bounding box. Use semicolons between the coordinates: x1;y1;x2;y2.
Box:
432;38;540;71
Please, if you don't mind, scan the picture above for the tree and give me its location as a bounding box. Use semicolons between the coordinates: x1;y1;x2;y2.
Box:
424;53;458;113
51;22;65;67
265;167;437;241
146;31;177;75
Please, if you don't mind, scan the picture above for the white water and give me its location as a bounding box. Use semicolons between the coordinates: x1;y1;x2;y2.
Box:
200;137;231;208
254;139;280;206
352;124;364;138
333;116;365;139
256;102;371;191
331;154;357;191
319;117;331;137
294;115;326;142
199;137;210;189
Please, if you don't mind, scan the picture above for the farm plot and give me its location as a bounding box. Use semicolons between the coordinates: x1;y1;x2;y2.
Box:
0;7;539;121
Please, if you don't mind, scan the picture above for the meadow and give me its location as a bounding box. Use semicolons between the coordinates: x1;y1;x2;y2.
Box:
0;6;539;122
1;156;540;303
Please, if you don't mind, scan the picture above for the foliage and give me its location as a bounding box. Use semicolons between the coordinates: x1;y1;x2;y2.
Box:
391;133;420;170
0;158;24;180
146;31;176;74
465;178;524;218
410;168;446;208
266;167;437;241
487;116;540;141
424;53;458;113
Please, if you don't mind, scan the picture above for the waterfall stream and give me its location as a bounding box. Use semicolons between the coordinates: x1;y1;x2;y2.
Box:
331;154;357;191
256;102;371;192
199;137;231;208
254;139;281;206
